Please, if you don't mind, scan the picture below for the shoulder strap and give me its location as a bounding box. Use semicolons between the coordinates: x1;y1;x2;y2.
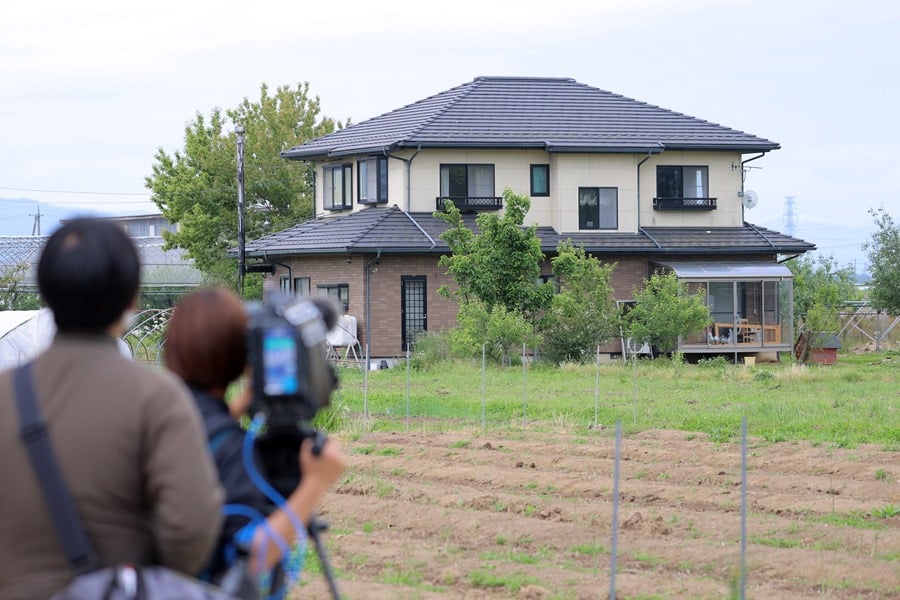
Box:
207;413;238;457
13;363;99;573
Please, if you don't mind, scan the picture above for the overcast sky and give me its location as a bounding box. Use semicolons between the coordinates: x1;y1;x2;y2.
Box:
2;0;897;270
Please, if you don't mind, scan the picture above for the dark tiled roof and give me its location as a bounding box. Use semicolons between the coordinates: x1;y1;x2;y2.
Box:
245;206;815;257
283;77;779;160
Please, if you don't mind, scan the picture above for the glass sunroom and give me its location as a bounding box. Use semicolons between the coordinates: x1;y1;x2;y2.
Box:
652;261;794;356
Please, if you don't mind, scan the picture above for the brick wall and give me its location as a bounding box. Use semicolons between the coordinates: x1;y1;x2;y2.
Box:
271;252;777;359
272;254;458;359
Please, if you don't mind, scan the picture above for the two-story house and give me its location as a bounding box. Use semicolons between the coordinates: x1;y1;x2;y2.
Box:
244;76;814;362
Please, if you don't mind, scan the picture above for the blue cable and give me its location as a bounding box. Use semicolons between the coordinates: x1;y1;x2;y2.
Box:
221;504;292;570
241;415;308;596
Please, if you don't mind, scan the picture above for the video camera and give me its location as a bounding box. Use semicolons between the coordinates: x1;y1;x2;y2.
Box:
244;291;340;498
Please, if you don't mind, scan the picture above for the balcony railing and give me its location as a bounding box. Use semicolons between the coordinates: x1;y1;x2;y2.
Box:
653;197;717;210
436;196;503;211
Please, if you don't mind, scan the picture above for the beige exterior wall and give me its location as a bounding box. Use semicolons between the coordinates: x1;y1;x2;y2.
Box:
405;148;551;214
639;151;745;228
316;148;748;230
552;153;640;232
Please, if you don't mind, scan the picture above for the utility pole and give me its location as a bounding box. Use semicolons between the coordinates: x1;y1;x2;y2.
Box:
30;204;43;236
236;125;246;298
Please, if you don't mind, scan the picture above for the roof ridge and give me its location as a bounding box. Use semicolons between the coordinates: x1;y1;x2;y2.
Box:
474;76;576;83
346;206;402;246
404;78;485;140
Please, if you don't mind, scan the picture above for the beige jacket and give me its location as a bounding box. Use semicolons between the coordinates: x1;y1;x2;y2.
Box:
0;334;224;599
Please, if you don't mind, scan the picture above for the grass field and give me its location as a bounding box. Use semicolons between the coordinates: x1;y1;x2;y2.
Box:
327;351;899;448
291;350;898;599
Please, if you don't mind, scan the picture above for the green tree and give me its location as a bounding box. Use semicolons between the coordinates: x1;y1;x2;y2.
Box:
145;83;340;292
448;300;538;366
623;271;710;356
540;241;618;364
786;254;860;363
864;206;900;314
435;187;554;321
0;262;41;310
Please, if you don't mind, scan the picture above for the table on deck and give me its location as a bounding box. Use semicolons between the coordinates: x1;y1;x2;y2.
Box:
712;322;781;344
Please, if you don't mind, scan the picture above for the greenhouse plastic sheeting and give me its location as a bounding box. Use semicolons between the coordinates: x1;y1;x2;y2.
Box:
0;309;55;372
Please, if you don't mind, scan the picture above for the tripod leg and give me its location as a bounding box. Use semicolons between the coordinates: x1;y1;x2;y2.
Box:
308;516;342;600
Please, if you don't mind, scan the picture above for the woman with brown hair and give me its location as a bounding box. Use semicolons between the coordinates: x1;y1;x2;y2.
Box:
165;287;345;594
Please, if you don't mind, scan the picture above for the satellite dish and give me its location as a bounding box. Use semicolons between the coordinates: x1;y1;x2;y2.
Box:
742;190;758;209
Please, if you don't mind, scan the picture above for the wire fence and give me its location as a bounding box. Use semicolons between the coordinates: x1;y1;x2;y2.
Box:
333;343;730;435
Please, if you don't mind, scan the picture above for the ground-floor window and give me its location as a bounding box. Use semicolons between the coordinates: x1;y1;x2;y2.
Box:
401;276;427;351
294;277;311;297
318;283;349;312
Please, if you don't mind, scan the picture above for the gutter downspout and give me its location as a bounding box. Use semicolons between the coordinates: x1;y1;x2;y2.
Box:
386;146;422;212
636;149;658;232
276;262;292;290
364;248;382;372
739;152;766;222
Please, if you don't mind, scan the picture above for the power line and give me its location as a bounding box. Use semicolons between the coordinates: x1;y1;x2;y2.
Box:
0;186;150;196
5;199;157;206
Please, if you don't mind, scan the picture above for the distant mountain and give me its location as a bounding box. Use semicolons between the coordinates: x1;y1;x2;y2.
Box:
0;197;123;236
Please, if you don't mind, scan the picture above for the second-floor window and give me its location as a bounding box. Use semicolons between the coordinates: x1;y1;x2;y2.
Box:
440;164;495;198
323;164;352;210
578;187;618;230
358;157;388;204
530;164;549;196
657;166;708;199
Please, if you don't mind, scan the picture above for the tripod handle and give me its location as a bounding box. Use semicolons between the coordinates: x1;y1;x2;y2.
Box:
311;430;328;457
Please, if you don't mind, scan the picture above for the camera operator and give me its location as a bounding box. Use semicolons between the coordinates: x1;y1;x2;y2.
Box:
0;219;225;599
164;287;346;590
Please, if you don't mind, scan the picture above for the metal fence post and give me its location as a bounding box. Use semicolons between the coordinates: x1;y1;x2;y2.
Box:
405;342;411;432
594;344;600;428
363;343;370;430
481;344;486;431
632;352;638;425
740;415;748;600
522;342;527;428
609;420;622;599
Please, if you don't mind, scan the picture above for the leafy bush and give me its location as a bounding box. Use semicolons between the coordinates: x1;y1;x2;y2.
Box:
409;331;454;370
697;355;729;369
623;271;710;355
753;369;775;382
449;301;539;366
539;241;618;365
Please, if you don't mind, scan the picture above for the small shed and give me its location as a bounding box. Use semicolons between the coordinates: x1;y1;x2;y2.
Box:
794;332;841;364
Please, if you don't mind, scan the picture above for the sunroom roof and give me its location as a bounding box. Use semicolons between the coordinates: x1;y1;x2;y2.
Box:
654;261;793;279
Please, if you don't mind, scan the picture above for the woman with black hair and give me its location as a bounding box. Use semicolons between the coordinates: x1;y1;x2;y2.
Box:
165;287;345;594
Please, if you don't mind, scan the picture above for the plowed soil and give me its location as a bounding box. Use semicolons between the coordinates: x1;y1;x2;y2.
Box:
296;428;899;599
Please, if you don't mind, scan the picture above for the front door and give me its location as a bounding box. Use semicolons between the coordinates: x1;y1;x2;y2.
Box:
401;276;427;351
